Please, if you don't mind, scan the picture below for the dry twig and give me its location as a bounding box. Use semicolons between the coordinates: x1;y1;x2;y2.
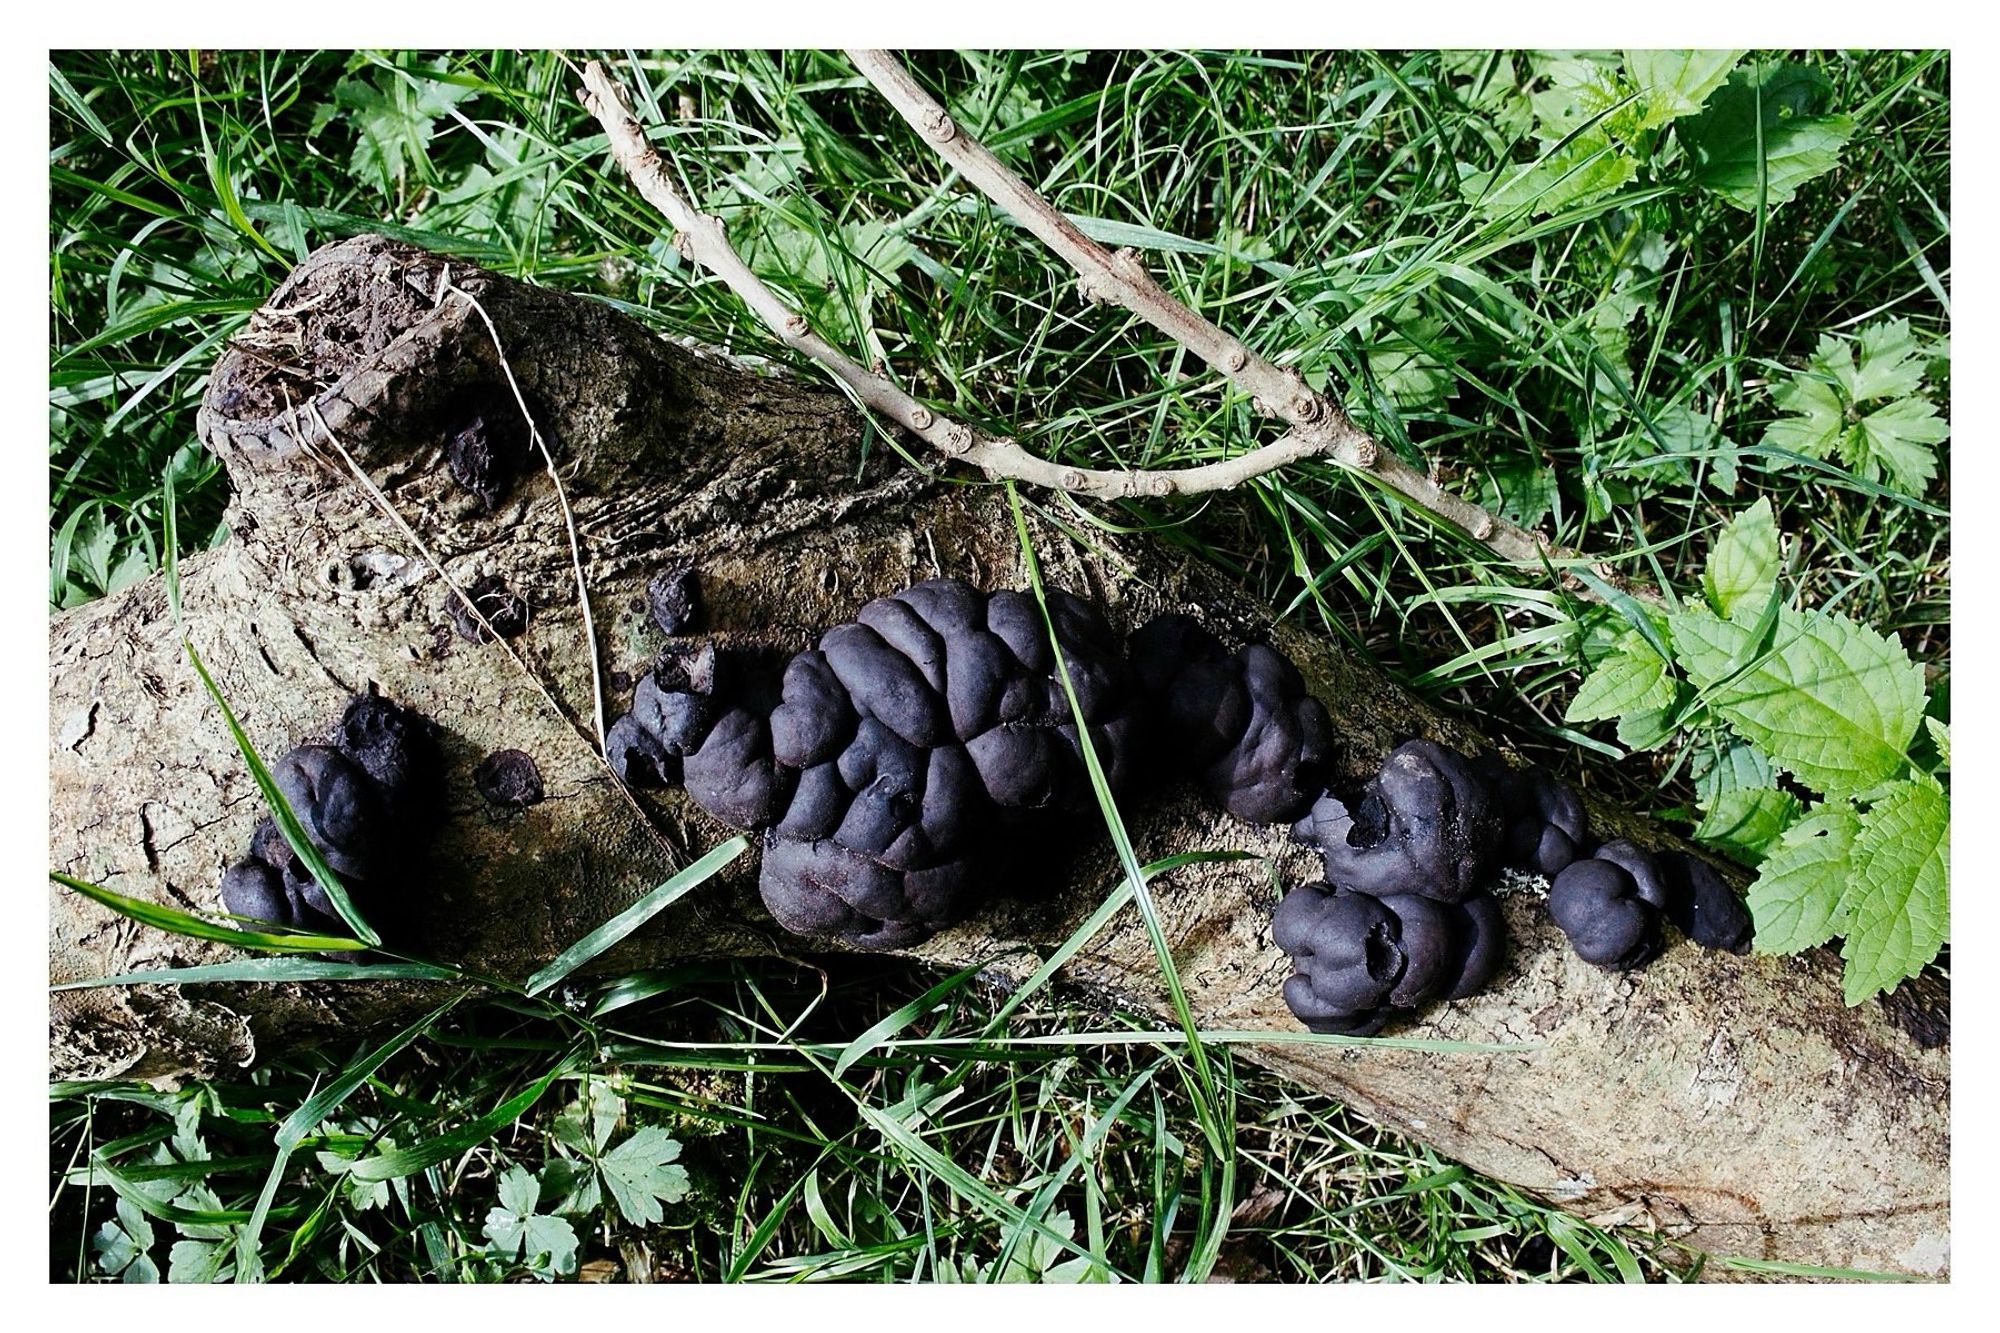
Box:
847;49;1658;601
580;60;1335;501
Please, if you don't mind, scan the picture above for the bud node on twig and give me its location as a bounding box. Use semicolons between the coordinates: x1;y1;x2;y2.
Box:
1060;468;1089;490
945;424;973;455
921;109;958;143
909;407;935;431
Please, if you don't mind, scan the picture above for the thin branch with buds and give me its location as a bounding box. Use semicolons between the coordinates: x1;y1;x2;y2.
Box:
580;59;1340;501
846;48;1657;602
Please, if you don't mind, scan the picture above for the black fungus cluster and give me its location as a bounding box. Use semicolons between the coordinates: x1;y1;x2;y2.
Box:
607;579;1148;949
1276;739;1755;1033
1127;613;1334;825
1280;741;1510;1034
218;693;440;934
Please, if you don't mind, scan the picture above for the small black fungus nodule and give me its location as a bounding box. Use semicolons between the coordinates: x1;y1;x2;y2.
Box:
445;396;532;512
647;563;703;637
447;574;529;643
218;693;440;936
475;749;545;808
1270;880;1506;1035
1662;850;1755;954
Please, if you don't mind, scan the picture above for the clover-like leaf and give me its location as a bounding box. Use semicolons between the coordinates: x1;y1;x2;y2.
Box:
483;1165;578;1281
598;1125;690;1228
1762;320;1947;494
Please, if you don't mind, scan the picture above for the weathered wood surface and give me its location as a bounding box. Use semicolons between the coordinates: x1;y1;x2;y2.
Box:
48;236;1948;1279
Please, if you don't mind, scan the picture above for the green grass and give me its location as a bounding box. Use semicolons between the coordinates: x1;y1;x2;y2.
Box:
49;49;1948;1282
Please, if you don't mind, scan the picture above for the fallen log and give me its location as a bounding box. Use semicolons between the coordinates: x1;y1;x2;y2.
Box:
48;235;1948;1279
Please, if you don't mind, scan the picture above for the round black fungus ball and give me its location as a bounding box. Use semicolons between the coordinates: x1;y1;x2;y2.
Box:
216;693;442;938
647;563;702;636
1297;740;1499;903
1271;880;1492;1034
447;574;529;643
1662;850;1754;954
272;745;383;880
475;749;545;808
1548;857;1662;971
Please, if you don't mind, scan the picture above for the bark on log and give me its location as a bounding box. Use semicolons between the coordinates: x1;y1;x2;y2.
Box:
48;236;1948;1280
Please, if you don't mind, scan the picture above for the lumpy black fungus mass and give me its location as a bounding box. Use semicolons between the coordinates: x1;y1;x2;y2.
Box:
647;563;703;637
218;693;441;935
1292;740;1499;903
606;578;1146;949
603;569;1756;1028
445;396;530;512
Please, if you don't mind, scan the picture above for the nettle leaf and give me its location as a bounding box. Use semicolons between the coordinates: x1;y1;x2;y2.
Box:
1616;703;1681;753
1693;739;1775;806
1669;605;1924;796
1747;803;1861;954
1695;786;1803;865
1838;778;1950;1005
1925;717;1950;771
483;1166;578;1281
1464;133;1638;219
1703;498;1780;619
1566;631;1677;725
1622;50;1745;130
1681;61;1854;210
598;1125;690;1227
1366;319;1453;410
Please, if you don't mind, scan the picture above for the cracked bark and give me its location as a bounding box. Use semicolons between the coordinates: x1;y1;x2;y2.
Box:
47;236;1948;1280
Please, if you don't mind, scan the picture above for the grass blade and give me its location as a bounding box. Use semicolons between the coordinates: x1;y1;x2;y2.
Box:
51;957;462;991
524;835;749;995
50;872;366;954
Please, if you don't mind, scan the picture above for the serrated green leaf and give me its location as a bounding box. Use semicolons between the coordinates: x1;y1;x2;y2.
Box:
1747;803;1860;955
167;1238;229;1284
1704;498;1780;618
1693;740;1775;807
1682;62;1854;209
598;1125;690;1227
483;1165;577;1280
1616;704;1681;752
1668;606;1924;795
1839;779;1949;1004
1475;458;1557;527
1925;717;1949;770
1464;132;1637;219
1695;786;1803;864
1566;634;1678;724
1848;318;1930;401
1623;50;1745;128
1853;397;1947;493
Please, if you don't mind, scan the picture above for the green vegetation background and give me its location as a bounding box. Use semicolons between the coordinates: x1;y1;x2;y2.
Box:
50;50;1948;1283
